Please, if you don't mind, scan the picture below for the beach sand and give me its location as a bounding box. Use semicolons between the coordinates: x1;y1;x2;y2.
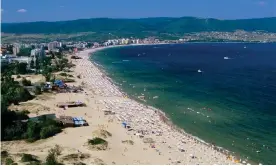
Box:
1;46;239;165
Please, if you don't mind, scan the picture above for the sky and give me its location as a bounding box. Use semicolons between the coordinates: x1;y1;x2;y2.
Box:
1;0;276;23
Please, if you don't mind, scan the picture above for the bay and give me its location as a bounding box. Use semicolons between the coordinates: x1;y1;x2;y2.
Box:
91;43;276;164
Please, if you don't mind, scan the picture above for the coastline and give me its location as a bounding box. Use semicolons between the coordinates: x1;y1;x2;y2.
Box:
77;45;241;164
1;44;246;164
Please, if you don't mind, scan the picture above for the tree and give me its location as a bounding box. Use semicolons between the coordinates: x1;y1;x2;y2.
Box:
17;48;32;57
35;55;40;71
42;67;53;82
26;121;42;141
42;57;52;67
40;125;61;139
4;121;26;140
45;145;63;165
1;72;33;105
21;78;32;86
54;57;70;71
6;62;28;74
30;59;35;69
87;43;93;48
7;45;14;54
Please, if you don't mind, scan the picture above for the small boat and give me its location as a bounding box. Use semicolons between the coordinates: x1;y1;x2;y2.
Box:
198;69;202;73
224;57;230;60
244;46;247;49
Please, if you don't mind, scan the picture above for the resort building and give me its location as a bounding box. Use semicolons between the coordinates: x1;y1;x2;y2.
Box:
48;41;60;51
12;44;20;55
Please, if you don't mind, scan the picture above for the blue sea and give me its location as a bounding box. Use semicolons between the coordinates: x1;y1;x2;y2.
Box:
91;43;276;164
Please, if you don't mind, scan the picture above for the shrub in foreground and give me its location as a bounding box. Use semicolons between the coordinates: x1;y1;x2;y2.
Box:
88;137;107;145
45;146;63;165
21;78;32;86
21;153;40;164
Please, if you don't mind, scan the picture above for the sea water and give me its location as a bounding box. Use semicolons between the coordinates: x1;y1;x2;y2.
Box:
91;43;276;164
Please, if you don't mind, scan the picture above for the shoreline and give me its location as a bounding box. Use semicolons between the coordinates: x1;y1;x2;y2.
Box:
77;45;243;164
1;44;248;164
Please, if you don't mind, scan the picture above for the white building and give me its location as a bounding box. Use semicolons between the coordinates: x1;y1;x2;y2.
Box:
13;44;20;55
31;49;40;57
48;41;60;51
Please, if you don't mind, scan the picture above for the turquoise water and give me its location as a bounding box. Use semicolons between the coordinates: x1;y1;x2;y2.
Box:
91;43;276;164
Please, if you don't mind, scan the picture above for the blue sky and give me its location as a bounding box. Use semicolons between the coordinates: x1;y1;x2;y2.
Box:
1;0;276;23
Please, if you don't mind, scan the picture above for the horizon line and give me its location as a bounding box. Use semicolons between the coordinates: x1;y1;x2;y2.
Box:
2;16;276;24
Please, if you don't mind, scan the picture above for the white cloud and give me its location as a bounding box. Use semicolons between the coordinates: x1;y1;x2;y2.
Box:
17;9;27;13
1;9;4;12
60;5;65;8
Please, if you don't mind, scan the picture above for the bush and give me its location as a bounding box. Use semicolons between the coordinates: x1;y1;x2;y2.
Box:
74;162;86;165
21;153;40;163
22;110;30;115
45;147;62;165
88;137;107;145
53;145;62;156
59;73;67;77
40;125;62;139
4;121;27;140
1;151;9;158
25;121;42;142
21;78;32;86
17;75;21;78
5;157;15;165
35;85;42;95
15;111;29;120
25;118;62;141
63;78;75;83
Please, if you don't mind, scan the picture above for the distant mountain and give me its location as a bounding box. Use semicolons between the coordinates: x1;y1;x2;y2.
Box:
2;17;276;37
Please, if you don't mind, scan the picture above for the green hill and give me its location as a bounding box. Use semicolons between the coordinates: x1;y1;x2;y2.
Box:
2;17;276;35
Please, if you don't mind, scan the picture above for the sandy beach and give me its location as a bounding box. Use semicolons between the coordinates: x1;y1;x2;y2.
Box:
2;46;240;165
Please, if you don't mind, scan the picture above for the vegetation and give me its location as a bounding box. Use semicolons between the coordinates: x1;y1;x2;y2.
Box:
45;146;63;165
5;157;16;165
92;129;112;138
62;153;90;162
30;59;35;69
1;82;63;142
88;137;107;145
21;78;32;86
1;151;9;158
25;117;63;142
1;72;34;105
1;151;10;165
22;110;30;114
40;125;62;139
73;162;86;165
59;72;74;77
21;153;41;164
34;85;42;95
2;17;276;42
1;51;72;143
2;17;276;34
17;48;32;57
122;140;134;145
2;62;28;75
